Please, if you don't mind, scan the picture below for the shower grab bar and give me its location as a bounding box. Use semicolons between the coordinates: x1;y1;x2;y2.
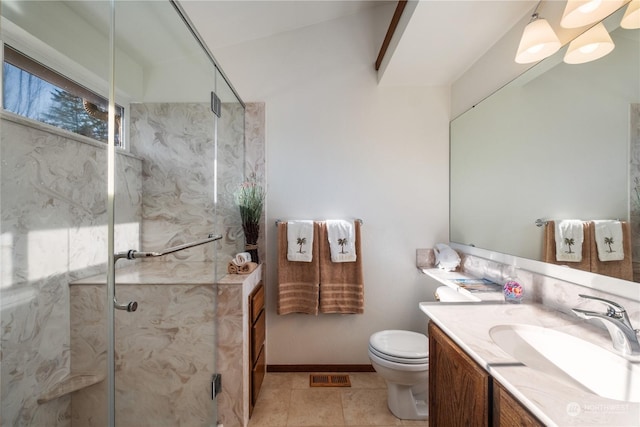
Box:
114;233;222;261
112;233;222;312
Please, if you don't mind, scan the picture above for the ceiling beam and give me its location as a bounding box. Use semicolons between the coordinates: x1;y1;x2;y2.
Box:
375;0;408;71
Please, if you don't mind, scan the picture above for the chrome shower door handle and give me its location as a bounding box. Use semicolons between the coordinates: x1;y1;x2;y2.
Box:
114;297;138;312
111;233;221;314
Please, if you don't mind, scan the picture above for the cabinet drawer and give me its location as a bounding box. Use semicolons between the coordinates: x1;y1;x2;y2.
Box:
252;346;266;406
493;381;543;427
250;282;264;323
252;309;266;361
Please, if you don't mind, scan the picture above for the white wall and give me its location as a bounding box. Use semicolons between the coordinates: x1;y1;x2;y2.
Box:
212;5;450;364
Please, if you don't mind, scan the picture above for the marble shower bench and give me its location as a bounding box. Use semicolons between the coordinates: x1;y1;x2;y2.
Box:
67;261;262;427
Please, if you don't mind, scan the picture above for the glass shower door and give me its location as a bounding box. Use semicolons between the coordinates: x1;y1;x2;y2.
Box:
1;1;246;425
107;1;221;426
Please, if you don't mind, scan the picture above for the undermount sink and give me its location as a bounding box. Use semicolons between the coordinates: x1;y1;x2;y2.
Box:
489;324;640;403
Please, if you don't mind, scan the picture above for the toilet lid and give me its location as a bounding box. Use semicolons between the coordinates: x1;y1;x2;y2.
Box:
369;330;428;360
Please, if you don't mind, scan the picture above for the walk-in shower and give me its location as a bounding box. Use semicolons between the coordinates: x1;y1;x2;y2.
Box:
0;1;245;425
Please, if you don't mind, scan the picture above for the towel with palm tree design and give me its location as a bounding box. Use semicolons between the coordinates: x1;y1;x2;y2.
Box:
326;220;357;262
593;220;625;261
287;220;315;262
554;219;584;262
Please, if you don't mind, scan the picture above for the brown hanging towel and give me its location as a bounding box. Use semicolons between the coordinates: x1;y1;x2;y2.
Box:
589;220;633;281
318;221;364;314
277;221;320;315
542;220;591;272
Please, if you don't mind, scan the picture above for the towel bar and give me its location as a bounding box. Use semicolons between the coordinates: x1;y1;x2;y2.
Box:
535;219;548;227
275;219;363;226
536;218;622;227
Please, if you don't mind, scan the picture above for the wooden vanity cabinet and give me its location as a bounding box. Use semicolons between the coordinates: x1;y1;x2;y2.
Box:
428;321;490;427
428;322;543;427
249;281;265;417
492;381;543;427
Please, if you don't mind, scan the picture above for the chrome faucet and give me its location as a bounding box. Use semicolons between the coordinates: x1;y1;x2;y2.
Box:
572;294;640;356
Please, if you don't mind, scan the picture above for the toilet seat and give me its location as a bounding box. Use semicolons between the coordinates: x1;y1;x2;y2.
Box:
369;345;428;365
369;330;428;364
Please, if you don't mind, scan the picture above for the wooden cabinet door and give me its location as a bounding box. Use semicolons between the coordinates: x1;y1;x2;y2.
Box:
249;281;265;417
428;322;490;427
493;381;543;427
252;346;266;407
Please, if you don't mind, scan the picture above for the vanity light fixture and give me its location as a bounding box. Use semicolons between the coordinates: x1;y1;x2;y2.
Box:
564;22;615;63
621;0;640;28
515;12;561;64
560;0;627;28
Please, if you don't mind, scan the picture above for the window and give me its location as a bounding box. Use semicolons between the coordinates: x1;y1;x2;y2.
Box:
2;45;123;146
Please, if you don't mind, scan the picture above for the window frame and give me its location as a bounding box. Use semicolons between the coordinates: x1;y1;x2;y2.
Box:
0;17;132;149
3;44;124;146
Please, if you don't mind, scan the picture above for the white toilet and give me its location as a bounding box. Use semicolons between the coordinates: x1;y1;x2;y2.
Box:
368;330;429;420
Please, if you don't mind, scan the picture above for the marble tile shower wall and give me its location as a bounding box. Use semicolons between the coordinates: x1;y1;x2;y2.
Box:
1;102;259;426
129;102;245;274
0;114;142;426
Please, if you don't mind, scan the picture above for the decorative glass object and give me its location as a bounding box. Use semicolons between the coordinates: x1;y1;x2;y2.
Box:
503;277;524;303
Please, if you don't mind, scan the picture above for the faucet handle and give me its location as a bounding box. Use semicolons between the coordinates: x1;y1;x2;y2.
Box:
578;294;625;311
578;294;632;327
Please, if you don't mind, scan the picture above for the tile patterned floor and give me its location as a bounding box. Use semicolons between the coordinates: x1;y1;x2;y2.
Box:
247;372;429;427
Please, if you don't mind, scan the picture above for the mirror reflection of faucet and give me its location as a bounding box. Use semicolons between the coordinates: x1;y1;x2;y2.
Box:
572;294;640;356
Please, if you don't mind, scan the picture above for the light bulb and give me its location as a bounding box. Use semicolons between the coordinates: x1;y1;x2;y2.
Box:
527;44;545;54
578;43;600;54
578;0;602;14
561;0;625;28
515;16;561;64
621;0;640;29
564;22;614;64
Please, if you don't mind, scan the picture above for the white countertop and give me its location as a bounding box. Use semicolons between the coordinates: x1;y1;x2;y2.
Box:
420;301;640;426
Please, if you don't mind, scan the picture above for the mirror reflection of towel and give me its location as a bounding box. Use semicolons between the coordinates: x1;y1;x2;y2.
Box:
543;220;591;272
593;220;624;261
555;220;584;262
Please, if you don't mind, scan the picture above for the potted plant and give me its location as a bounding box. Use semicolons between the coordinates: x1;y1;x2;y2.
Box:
235;176;265;263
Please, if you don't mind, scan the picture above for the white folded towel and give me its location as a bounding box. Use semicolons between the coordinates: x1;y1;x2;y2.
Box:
287;220;314;262
593;220;624;261
555;220;584;262
326;220;357;263
232;252;252;266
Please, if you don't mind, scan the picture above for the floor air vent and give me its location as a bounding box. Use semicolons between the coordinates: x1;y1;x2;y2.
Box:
309;374;351;387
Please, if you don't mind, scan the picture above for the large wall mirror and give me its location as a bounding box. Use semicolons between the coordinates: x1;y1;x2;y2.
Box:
450;8;640;282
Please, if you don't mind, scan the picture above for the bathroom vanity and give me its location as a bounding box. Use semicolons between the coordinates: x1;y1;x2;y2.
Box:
429;322;541;426
420;261;639;426
420;302;640;426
